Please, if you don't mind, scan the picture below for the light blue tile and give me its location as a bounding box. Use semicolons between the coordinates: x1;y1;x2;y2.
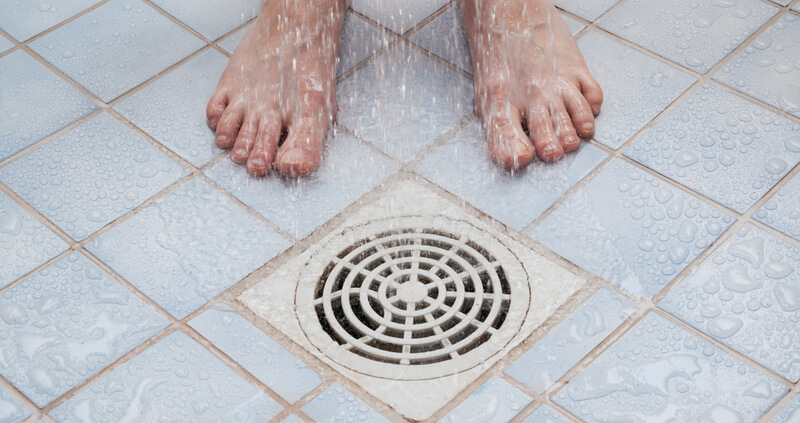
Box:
416;120;607;230
0;0;101;42
440;378;532;423
188;303;322;403
0;192;68;289
554;0;621;22
794;3;800;12
218;23;250;54
86;178;288;319
0;36;13;53
408;7;472;74
338;13;390;77
302;384;389;423
625;83;800;214
505;288;636;393
579;30;696;150
600;0;776;73
714;14;800;119
771;394;800;423
661;223;800;382
554;312;788;422
562;14;586;35
529;159;734;300
0;252;168;407
337;45;473;162
755;172;800;242
50;331;283;422
0;385;30;423
280;415;305;423
150;0;259;40
114;49;228;167
0;113;188;241
29;0;205;102
351;0;449;34
769;0;791;5
0;50;97;162
205;131;397;239
521;405;572;423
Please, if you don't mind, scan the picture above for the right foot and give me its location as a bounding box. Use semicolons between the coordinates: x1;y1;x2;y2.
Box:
206;0;347;177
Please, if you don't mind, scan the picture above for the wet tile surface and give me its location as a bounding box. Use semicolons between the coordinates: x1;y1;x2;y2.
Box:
0;50;97;162
715;14;800;119
579;30;696;150
87;178;288;319
280;415;305;423
626;83;800;214
755;172;800;242
0;36;15;54
441;378;532;423
205;131;397;239
555;312;788;422
554;0;621;22
0;253;168;407
188;303;322;403
771;394;800;423
563;14;586;35
600;0;776;73
0;0;101;42
0;113;188;241
408;7;472;74
416;120;607;230
522;405;572;423
351;0;449;34
338;13;390;76
661;223;800;381
218;23;250;54
530;159;735;299
29;0;205;102
115;49;227;167
50;331;283;422
301;384;389;423
150;0;259;41
0;191;68;289
506;288;636;393
0;385;30;423
337;45;473;162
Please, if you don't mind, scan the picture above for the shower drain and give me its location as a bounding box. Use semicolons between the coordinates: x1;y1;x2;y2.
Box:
296;216;530;380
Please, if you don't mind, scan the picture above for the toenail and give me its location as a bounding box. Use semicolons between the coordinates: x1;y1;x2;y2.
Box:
544;144;558;154
234;148;246;156
250;157;265;167
582;123;594;132
281;149;306;165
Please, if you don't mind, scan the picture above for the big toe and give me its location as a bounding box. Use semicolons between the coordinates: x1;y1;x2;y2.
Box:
275;120;326;178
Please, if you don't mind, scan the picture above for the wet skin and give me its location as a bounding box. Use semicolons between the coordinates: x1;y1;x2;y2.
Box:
206;0;602;176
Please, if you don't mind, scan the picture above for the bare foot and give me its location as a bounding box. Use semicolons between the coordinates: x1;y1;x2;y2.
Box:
459;0;603;168
207;0;348;177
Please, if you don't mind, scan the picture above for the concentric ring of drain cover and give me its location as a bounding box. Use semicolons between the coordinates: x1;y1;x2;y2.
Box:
296;216;530;380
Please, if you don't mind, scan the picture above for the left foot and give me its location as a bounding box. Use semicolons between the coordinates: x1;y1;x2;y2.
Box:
459;0;603;168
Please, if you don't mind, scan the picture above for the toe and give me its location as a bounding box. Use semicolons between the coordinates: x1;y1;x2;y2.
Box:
527;104;564;163
215;107;243;149
231;115;258;163
552;104;580;152
246;116;282;176
564;89;596;138
485;105;534;169
580;76;604;115
275;116;327;178
206;91;228;130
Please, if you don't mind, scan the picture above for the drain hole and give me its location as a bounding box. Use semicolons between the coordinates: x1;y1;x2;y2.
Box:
312;227;515;367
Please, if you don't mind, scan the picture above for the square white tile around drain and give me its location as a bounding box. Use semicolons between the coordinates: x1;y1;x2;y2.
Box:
238;180;587;421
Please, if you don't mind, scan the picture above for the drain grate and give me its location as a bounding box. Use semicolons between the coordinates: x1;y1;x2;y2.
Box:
296;217;530;380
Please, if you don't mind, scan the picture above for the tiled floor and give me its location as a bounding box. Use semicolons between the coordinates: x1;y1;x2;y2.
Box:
1;0;800;422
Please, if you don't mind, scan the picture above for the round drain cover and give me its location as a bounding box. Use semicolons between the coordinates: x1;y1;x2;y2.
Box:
296;216;530;380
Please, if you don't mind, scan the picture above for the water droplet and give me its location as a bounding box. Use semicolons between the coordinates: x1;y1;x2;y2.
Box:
675;151;698;167
764;261;793;279
784;135;800;153
778;84;800;113
707;317;742;339
685;55;705;68
728;237;764;267
774;282;800;312
764;158;787;175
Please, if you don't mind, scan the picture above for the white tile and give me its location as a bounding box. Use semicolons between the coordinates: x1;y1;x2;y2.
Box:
771;394;800;423
600;0;777;73
521;405;573;423
338;13;390;76
408;7;472;74
337;45;473;162
150;0;259;40
0;385;30;423
715;14;800;119
303;384;389;423
351;0;449;34
755;172;800;242
29;0;205;102
217;23;250;53
115;49;228;167
626;83;800;214
440;378;532;423
0;0;101;41
554;0;621;22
